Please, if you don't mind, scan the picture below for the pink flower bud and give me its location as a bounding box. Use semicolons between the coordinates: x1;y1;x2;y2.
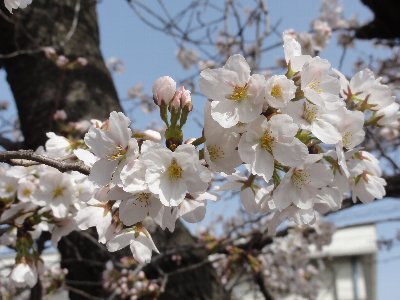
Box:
152;76;176;106
56;55;69;68
184;138;196;144
77;57;88;66
170;86;183;111
53;109;67;121
180;88;192;111
43;47;56;59
143;129;162;142
137;271;145;280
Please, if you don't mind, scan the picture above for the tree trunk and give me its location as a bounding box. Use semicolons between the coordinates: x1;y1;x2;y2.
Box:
0;1;227;299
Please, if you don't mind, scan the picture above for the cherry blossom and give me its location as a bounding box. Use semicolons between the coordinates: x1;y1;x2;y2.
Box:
152;76;176;106
107;228;159;264
264;75;297;109
273;155;334;211
199;54;266;128
10;262;37;288
239;115;309;182
32;168;75;218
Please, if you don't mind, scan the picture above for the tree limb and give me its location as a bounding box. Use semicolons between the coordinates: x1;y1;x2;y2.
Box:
0;150;90;175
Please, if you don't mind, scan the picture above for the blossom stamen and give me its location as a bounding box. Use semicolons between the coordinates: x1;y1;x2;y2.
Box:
307;79;323;94
271;84;283;99
227;84;248;101
22;188;32;197
109;145;127;160
167;158;183;181
53;186;65;198
259;130;274;152
303;103;318;123
291;170;311;189
207;145;224;161
135;193;151;208
5;184;14;194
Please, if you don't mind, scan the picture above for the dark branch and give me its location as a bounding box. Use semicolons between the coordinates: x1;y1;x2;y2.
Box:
0;150;90;175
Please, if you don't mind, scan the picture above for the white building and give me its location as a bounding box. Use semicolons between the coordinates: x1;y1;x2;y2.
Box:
311;224;377;300
232;224;378;300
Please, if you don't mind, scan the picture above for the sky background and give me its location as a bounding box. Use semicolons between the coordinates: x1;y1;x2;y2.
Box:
1;1;399;299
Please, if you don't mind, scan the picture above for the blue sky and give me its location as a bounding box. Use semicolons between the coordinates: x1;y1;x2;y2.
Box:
0;0;399;299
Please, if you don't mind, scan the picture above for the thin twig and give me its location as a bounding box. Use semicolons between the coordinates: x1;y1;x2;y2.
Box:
61;0;82;46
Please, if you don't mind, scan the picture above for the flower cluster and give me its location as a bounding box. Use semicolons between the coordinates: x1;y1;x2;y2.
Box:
103;259;161;300
201;32;395;232
0;32;397;291
258;225;332;300
210;221;334;300
1;262;67;299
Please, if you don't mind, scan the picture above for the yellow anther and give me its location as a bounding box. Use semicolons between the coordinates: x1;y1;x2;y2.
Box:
108;145;127;160
5;184;14;194
259;130;274;152
227;84;248;101
303;102;318;123
135;193;151;207
271;84;283;99
207;145;224;161
53;186;65;198
291;170;311;189
168;158;183;181
307;79;323;94
22;188;32;197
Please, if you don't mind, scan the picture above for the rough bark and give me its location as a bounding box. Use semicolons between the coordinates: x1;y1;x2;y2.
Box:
0;1;227;299
0;0;122;150
356;0;400;39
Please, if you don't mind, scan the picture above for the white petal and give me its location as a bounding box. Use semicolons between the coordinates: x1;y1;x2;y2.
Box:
107;231;134;252
89;159;118;186
130;233;159;264
240;187;259;214
272;139;308;167
311;118;341;144
180;200;206;223
211;100;239;128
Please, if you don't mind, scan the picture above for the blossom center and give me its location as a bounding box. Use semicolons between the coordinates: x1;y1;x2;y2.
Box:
22;188;32;197
307;79;322;94
100;119;110;130
5;184;14;194
227;84;248;101
259;130;274;152
271;84;283;99
168;158;183;181
291;170;311;188
303;102;318;123
53;186;65;198
342;132;352;148
207;145;224;161
109;145;127;160
135;193;151;207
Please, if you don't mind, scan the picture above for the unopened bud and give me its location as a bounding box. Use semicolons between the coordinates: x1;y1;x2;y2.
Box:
380;126;399;141
56;55;69;68
152;76;176;106
53;109;67;121
143;129;162;142
170;86;183;112
43;47;56;59
77;57;88;66
181;88;192;111
185;138;196;144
